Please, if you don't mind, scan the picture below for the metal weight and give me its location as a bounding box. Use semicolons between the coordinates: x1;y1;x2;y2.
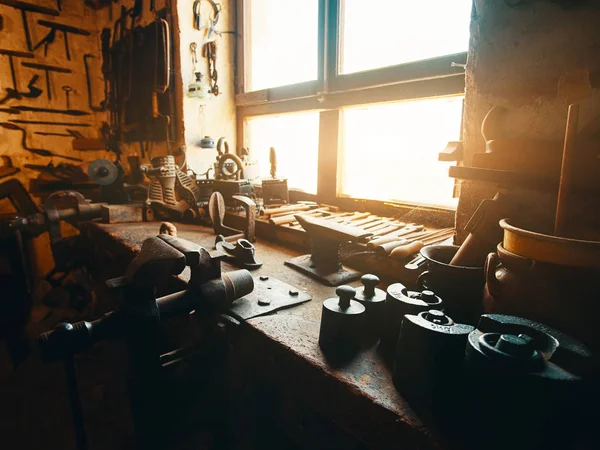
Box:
353;274;386;344
319;285;365;359
392;310;473;415
461;314;593;450
380;282;443;354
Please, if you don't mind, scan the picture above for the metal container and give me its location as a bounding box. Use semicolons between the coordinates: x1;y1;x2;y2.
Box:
418;245;485;325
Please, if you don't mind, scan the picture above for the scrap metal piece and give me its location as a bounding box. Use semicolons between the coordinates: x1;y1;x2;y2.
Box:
215;235;262;270
228;276;311;320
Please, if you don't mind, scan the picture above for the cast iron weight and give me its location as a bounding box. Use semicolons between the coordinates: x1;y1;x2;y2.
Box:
461;314;593;450
380;282;443;355
319;285;366;359
353;274;386;343
392;310;474;416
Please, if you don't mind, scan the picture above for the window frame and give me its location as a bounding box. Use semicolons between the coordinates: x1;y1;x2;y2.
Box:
236;0;467;216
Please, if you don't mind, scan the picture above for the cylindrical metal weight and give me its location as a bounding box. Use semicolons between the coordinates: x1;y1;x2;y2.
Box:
392;310;473;414
319;285;365;359
353;274;386;344
380;282;443;354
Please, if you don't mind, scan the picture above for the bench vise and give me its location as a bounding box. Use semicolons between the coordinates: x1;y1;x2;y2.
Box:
39;232;254;449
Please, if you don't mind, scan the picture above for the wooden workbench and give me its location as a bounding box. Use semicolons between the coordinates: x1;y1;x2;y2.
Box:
81;221;443;450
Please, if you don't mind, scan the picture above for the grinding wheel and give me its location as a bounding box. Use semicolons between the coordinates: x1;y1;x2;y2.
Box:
88;158;118;186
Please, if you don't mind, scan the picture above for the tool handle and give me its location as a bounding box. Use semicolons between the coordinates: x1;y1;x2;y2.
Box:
555;104;580;236
390;241;424;261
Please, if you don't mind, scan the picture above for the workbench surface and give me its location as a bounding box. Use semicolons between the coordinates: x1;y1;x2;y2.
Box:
82;221;441;450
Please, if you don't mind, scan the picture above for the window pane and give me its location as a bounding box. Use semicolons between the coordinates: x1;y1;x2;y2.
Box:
247;112;320;194
340;1;472;75
340;97;463;208
247;0;319;91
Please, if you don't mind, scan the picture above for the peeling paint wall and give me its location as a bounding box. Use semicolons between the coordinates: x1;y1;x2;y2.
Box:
457;0;600;238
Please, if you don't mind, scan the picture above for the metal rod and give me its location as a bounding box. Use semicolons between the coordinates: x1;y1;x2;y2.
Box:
63;356;88;450
9;120;91;127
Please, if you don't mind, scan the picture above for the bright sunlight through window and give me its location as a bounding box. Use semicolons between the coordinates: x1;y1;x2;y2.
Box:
247;112;320;194
340;0;472;74
340;96;463;208
247;0;319;91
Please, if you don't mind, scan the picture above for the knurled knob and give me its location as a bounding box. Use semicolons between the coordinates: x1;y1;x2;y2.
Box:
361;274;380;297
336;285;357;309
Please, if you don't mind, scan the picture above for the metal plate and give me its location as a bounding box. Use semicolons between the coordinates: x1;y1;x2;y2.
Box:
228;276;311;320
284;254;361;286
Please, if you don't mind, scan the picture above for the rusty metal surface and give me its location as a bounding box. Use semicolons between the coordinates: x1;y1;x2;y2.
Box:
81;221;441;450
229;276;311;320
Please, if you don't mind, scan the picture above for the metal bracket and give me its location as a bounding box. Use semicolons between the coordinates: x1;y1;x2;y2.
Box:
228;276;311;320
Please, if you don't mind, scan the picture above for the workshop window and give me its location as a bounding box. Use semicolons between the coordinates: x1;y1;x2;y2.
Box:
246;111;320;194
245;0;319;91
339;96;463;209
237;0;471;210
339;0;472;75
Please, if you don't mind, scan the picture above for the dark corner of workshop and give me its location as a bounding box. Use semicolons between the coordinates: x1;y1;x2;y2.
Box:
1;0;600;449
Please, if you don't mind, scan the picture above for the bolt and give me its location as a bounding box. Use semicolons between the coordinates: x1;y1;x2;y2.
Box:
423;309;450;325
289;290;298;296
259;276;269;281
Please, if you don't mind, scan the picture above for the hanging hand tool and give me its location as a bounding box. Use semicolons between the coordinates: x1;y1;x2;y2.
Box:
83;54;108;112
21;62;72;101
0;123;83;162
9;119;91;127
0;156;19;180
0;49;40;104
34;20;91;61
67;129;85;139
0;1;59;51
34;132;72;137
204;40;219;95
62;85;73;109
2;106;90;116
0;107;20;114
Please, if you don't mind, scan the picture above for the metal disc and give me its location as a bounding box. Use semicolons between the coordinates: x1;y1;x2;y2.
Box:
88;158;118;186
